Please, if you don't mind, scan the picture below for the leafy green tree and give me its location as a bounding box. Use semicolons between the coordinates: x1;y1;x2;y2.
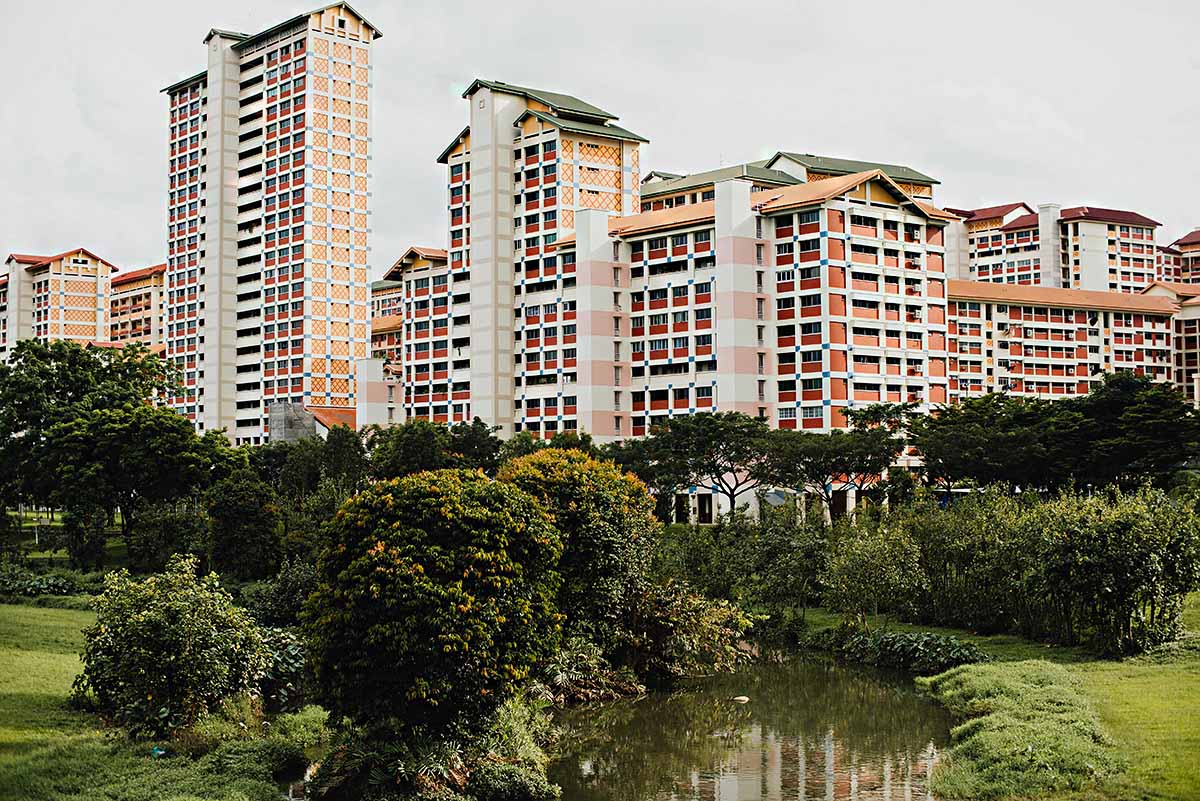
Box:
498;449;658;656
55;505;109;570
72;554;268;737
600;436;683;520
366;419;458;479
303;470;562;736
206;468;282;580
821;525;925;632
748;502;828;623
39;403;212;539
321;424;366;495
0;340;178;502
447;417;503;473
645;412;773;511
548;429;597;455
126;500;207;573
766;429;845;509
500;430;547;463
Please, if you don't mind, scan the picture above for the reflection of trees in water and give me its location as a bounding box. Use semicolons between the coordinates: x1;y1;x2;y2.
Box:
549;661;951;801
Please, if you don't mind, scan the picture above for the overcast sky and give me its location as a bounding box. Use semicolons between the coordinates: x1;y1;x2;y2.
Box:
2;0;1198;278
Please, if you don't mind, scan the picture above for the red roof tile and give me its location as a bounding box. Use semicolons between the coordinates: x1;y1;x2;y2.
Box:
943;202;1032;222
10;248;118;272
999;213;1039;232
1059;206;1159;228
949;279;1177;314
1140;280;1200;298
112;263;166;287
6;253;49;265
1171;229;1200;248
306;406;357;431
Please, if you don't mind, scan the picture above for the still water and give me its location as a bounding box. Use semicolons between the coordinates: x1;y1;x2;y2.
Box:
549;660;952;801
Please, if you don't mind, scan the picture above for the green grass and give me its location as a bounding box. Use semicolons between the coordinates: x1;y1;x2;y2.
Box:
0;603;305;801
805;596;1200;800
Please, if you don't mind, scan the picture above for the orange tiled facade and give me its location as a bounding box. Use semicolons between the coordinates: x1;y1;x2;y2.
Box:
163;3;380;443
109;264;166;345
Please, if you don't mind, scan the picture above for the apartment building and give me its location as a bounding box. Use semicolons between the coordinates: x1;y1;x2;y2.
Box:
946;203;1160;293
109;263;166;346
385;78;647;436
1167;229;1200;282
948;280;1174;401
162;3;380;443
638;152;938;212
1158;245;1184;282
0;249;114;360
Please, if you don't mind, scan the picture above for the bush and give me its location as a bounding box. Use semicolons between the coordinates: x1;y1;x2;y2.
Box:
243;558;317;627
260;626;308;713
821;524;925;630
270;705;331;751
497;449;658;658
621;580;755;684
71;554;270;737
531;637;644;705
467;763;560;801
918;660;1121;798
805;624;991;675
0;564;77;596
303;469;563;737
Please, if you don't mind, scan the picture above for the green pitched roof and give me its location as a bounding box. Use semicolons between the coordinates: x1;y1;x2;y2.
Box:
640;163;800;200
769;152;938;185
465;79;616;122
517;110;647;144
161;70;207;95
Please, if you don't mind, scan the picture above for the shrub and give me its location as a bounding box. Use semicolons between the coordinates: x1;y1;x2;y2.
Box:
260;626;309;713
821;524;925;630
467;763;560;801
71;554;270;737
805;624;990;674
303;469;563;737
0;564;77;596
243;557;317;627
270;705;331;751
531;637;644;705
497;449;658;657
621;580;755;684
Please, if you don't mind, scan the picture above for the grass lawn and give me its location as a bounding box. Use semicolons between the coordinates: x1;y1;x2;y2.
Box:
804;596;1200;800
0;603;302;801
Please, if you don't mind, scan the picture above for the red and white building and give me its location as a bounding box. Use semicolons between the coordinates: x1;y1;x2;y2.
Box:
163;3;380;443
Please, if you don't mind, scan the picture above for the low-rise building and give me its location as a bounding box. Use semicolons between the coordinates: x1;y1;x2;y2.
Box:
1;248;116;360
109;263;166;346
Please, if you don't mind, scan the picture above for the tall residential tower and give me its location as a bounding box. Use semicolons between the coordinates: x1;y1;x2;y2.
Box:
163;3;380;443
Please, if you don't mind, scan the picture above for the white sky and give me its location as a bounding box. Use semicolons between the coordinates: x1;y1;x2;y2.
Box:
2;0;1197;278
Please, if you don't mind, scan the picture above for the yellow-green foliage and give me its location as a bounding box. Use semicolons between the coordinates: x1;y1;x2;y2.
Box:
303;469;564;736
497;449;658;654
918;660;1121;799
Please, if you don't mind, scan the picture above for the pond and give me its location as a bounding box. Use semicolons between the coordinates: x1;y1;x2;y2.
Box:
549;660;952;801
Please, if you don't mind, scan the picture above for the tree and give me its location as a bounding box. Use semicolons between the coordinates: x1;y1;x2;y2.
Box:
448;417;502;473
206;468;282;580
302;470;562;736
498;449;658;656
766;429;845;510
321;424;366;496
126;500;207;573
39;403;212;540
0;340;178;503
500;430;546;463
821;526;926;632
645;412;773;511
71;554;268;737
366;419;457;479
601;436;686;520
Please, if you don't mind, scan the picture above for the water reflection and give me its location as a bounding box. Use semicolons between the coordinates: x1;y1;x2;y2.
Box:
549;660;951;801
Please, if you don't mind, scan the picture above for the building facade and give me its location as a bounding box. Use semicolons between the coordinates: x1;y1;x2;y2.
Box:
0;249;115;360
109;263;166;346
946;203;1160;294
947;280;1174;400
163;2;380;443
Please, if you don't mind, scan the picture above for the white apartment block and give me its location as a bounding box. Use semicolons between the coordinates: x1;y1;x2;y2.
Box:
163;3;380;443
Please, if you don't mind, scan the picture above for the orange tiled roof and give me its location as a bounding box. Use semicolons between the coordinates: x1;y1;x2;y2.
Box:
385;246;449;280
1060;206;1160;228
306;405;356;431
112;263;166;286
609;200;716;237
12;248;118;272
6;253;49;265
1171;229;1200;248
1000;213;1039;231
756;170;959;221
1140;280;1200;298
949;279;1177;314
371;314;404;334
